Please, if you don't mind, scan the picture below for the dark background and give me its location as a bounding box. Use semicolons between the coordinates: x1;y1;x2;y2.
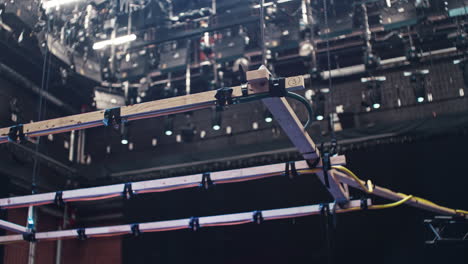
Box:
122;132;468;264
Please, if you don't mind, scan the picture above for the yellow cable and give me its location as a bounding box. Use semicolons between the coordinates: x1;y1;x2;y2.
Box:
328;166;467;217
297;168;322;174
369;195;413;210
332;166;372;193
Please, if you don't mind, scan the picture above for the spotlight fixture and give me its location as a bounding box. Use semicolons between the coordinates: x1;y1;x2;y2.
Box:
406;70;429;103
312;90;325;121
120;124;129;145
212;109;222;131
42;0;84;10
164;116;174;136
361;77;385;109
92;34;137;50
455;59;468;88
264;110;273;123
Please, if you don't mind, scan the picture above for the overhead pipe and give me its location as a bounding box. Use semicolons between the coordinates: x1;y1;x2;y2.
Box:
0;62;76;114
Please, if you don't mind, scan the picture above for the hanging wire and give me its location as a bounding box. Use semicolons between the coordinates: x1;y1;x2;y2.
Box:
323;0;336;139
260;0;267;66
32;18;52;194
28;12;52;239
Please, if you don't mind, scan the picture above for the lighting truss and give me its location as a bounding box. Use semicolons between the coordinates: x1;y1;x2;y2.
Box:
0;69;465;244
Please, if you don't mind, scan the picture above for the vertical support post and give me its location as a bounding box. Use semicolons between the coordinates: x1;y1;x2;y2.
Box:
27;206;36;264
68;130;75;163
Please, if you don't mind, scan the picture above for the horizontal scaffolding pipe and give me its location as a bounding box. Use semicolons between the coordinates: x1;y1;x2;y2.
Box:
0;74;304;144
0;156;346;210
0;199;368;244
0;220;28;234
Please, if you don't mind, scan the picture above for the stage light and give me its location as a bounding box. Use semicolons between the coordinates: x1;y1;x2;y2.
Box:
212;109;222;131
120;124;129;145
42;0;83;9
409;70;428;103
252;0;294;8
93;34;137;50
312;90;325;121
305;89;314;100
164;116;174;136
252;122;259;130
365;80;383;109
264;110;273;123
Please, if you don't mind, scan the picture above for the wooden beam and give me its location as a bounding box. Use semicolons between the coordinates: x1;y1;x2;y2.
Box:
0;199;368;244
247;69;349;203
0;157;346;210
0;72;304;144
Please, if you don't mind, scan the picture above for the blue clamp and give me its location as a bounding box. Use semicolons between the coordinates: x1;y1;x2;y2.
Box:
8;124;26;143
131;224;140;237
252;211;264;224
199;173;214;190
103;107;123;128
189;217;200;231
77;228;87;240
123;183;134;200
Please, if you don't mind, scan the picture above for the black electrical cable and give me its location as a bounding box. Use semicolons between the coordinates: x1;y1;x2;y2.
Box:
285;91;314;129
236;91;314;129
323;0;336;138
260;0;267;66
29;15;52;236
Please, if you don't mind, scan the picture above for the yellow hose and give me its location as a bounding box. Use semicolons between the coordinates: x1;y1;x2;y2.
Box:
298;165;467;216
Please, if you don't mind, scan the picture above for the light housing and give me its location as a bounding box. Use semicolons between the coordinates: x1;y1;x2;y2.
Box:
93;34;137;50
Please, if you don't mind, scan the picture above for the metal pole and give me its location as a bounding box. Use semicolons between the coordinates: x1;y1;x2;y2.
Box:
55;205;68;264
69;130;75;163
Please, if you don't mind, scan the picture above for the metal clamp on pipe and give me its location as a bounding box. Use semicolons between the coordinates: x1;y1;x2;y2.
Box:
123;183;134;200
22;231;36;242
214;87;234;110
268;77;286;97
103;107;123;128
8;124;26;143
189;217;200;231
252;211;264;224
77;228;87;240
284;162;299;179
199;172;214;190
54;191;64;207
360;197;369;210
131;224;140;237
322;153;331;188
